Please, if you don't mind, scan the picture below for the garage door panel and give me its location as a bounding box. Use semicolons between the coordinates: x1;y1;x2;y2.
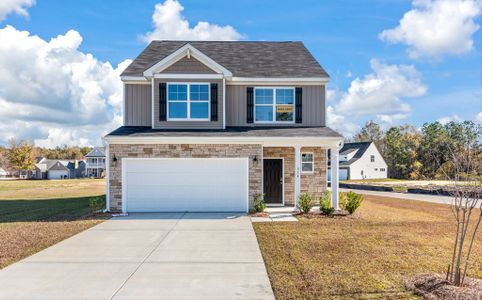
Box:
123;158;248;212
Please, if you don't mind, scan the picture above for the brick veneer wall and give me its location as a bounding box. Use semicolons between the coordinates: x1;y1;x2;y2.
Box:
300;147;327;201
263;147;327;206
108;144;262;212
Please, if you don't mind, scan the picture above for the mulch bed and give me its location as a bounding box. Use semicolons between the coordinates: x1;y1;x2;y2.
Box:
295;211;362;219
405;274;482;300
249;212;270;218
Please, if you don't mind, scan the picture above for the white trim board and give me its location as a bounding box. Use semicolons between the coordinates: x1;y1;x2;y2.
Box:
143;44;233;77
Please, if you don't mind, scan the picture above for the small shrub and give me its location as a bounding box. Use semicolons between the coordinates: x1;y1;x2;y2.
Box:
319;191;335;215
253;194;266;213
344;191;363;214
339;192;347;208
297;193;313;213
392;185;408;193
89;196;105;214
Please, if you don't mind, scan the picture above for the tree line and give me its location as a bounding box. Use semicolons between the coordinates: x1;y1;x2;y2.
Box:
350;120;482;180
0;139;93;173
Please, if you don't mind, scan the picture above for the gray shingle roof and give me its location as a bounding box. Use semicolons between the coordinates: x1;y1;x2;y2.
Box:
105;126;342;138
85;147;105;157
339;142;372;166
121;41;329;78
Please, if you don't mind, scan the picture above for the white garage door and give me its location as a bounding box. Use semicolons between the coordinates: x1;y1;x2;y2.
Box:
123;158;248;212
48;170;68;179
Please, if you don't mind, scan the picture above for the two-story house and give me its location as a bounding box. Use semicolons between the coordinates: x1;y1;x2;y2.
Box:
85;147;106;178
103;41;344;213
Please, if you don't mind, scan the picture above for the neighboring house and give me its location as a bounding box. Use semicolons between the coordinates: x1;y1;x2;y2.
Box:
328;142;387;181
0;167;8;178
103;41;344;213
85;147;106;178
34;158;86;179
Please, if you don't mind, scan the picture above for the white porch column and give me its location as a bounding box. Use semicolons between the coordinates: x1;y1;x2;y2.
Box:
104;142;110;212
330;147;340;210
294;145;301;209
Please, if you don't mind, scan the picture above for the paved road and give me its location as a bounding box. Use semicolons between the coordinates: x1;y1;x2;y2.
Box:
0;213;274;300
340;188;454;205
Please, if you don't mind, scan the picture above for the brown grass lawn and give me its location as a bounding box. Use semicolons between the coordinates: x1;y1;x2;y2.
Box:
0;179;108;268
254;196;482;299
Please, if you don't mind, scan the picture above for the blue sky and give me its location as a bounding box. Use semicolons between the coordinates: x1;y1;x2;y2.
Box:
0;0;481;147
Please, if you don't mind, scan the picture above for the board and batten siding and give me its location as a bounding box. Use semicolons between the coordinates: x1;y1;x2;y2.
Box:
161;56;217;74
124;84;152;126
153;78;224;129
225;85;326;127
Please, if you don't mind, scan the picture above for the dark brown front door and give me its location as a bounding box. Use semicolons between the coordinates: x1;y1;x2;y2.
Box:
263;159;283;204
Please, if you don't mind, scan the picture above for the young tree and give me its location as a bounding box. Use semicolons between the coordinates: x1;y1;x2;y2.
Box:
434;124;482;286
7;139;35;175
384;125;421;179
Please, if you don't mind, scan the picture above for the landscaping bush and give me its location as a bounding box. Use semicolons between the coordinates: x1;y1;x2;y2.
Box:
297;193;313;213
339;192;347;208
344;191;363;214
253;194;266;213
319;191;334;215
89;196;105;214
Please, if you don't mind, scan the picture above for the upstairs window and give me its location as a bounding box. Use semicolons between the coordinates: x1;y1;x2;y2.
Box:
254;88;294;123
168;83;209;120
370;155;375;162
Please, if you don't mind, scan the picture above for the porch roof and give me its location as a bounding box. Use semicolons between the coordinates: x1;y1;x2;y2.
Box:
106;126;342;138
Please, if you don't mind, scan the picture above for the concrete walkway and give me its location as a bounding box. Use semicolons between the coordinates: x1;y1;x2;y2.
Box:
0;213;275;300
340;188;454;205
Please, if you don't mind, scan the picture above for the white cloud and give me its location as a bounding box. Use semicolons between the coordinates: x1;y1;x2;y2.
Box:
142;0;244;43
437;114;463;124
0;25;131;148
326;105;359;137
379;0;482;59
475;112;482;123
335;59;427;116
376;113;409;125
0;0;34;21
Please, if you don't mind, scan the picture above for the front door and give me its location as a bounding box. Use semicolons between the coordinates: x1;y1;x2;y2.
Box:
263;159;283;205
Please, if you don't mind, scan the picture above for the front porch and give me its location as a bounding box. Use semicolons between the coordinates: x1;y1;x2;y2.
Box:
262;146;341;210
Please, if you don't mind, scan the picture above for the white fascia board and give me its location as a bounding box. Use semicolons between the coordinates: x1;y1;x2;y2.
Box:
104;136;343;148
143;44;233;77
228;77;329;85
153;73;224;79
121;76;149;83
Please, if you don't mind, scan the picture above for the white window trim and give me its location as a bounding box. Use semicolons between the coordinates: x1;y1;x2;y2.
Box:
254;87;295;124
301;152;314;174
167;82;211;121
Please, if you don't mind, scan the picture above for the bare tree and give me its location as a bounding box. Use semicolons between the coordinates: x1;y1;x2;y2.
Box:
437;125;482;286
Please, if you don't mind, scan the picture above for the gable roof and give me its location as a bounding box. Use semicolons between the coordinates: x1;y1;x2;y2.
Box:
85;147;105;157
339;142;372;166
121;41;329;78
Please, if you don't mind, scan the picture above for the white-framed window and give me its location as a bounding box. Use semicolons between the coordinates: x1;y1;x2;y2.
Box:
380;168;386;172
167;83;210;120
370;155;375;162
254;87;295;123
301;152;314;173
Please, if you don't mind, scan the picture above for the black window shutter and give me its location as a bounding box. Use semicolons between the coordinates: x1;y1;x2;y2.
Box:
210;83;218;121
247;87;254;123
159;82;167;121
295;87;302;123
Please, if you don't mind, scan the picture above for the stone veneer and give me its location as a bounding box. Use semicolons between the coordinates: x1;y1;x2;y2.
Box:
263;147;327;205
108;144;262;212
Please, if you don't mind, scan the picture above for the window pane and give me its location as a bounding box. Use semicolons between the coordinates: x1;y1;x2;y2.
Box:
276;111;293;122
255;106;273;121
190;84;209;101
168;84;187;101
255;89;273;104
302;162;313;172
302;153;313;162
276;89;294;104
190;102;209;119
168;102;187;119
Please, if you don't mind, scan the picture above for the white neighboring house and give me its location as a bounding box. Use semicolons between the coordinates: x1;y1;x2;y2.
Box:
328;142;387;181
85;147;105;178
0;167;8;178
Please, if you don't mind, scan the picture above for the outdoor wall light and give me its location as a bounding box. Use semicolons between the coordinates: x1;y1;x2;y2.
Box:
253;156;258;164
112;154;117;162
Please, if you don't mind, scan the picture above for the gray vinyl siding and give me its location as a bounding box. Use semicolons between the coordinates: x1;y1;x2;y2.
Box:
153;78;224;129
225;85;325;127
161;56;217;74
124;84;152;126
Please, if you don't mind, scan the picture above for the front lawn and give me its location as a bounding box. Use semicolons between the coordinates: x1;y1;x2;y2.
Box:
254;195;482;299
0;179;108;268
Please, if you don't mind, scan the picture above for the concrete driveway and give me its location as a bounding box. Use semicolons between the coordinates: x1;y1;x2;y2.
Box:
0;213;275;300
